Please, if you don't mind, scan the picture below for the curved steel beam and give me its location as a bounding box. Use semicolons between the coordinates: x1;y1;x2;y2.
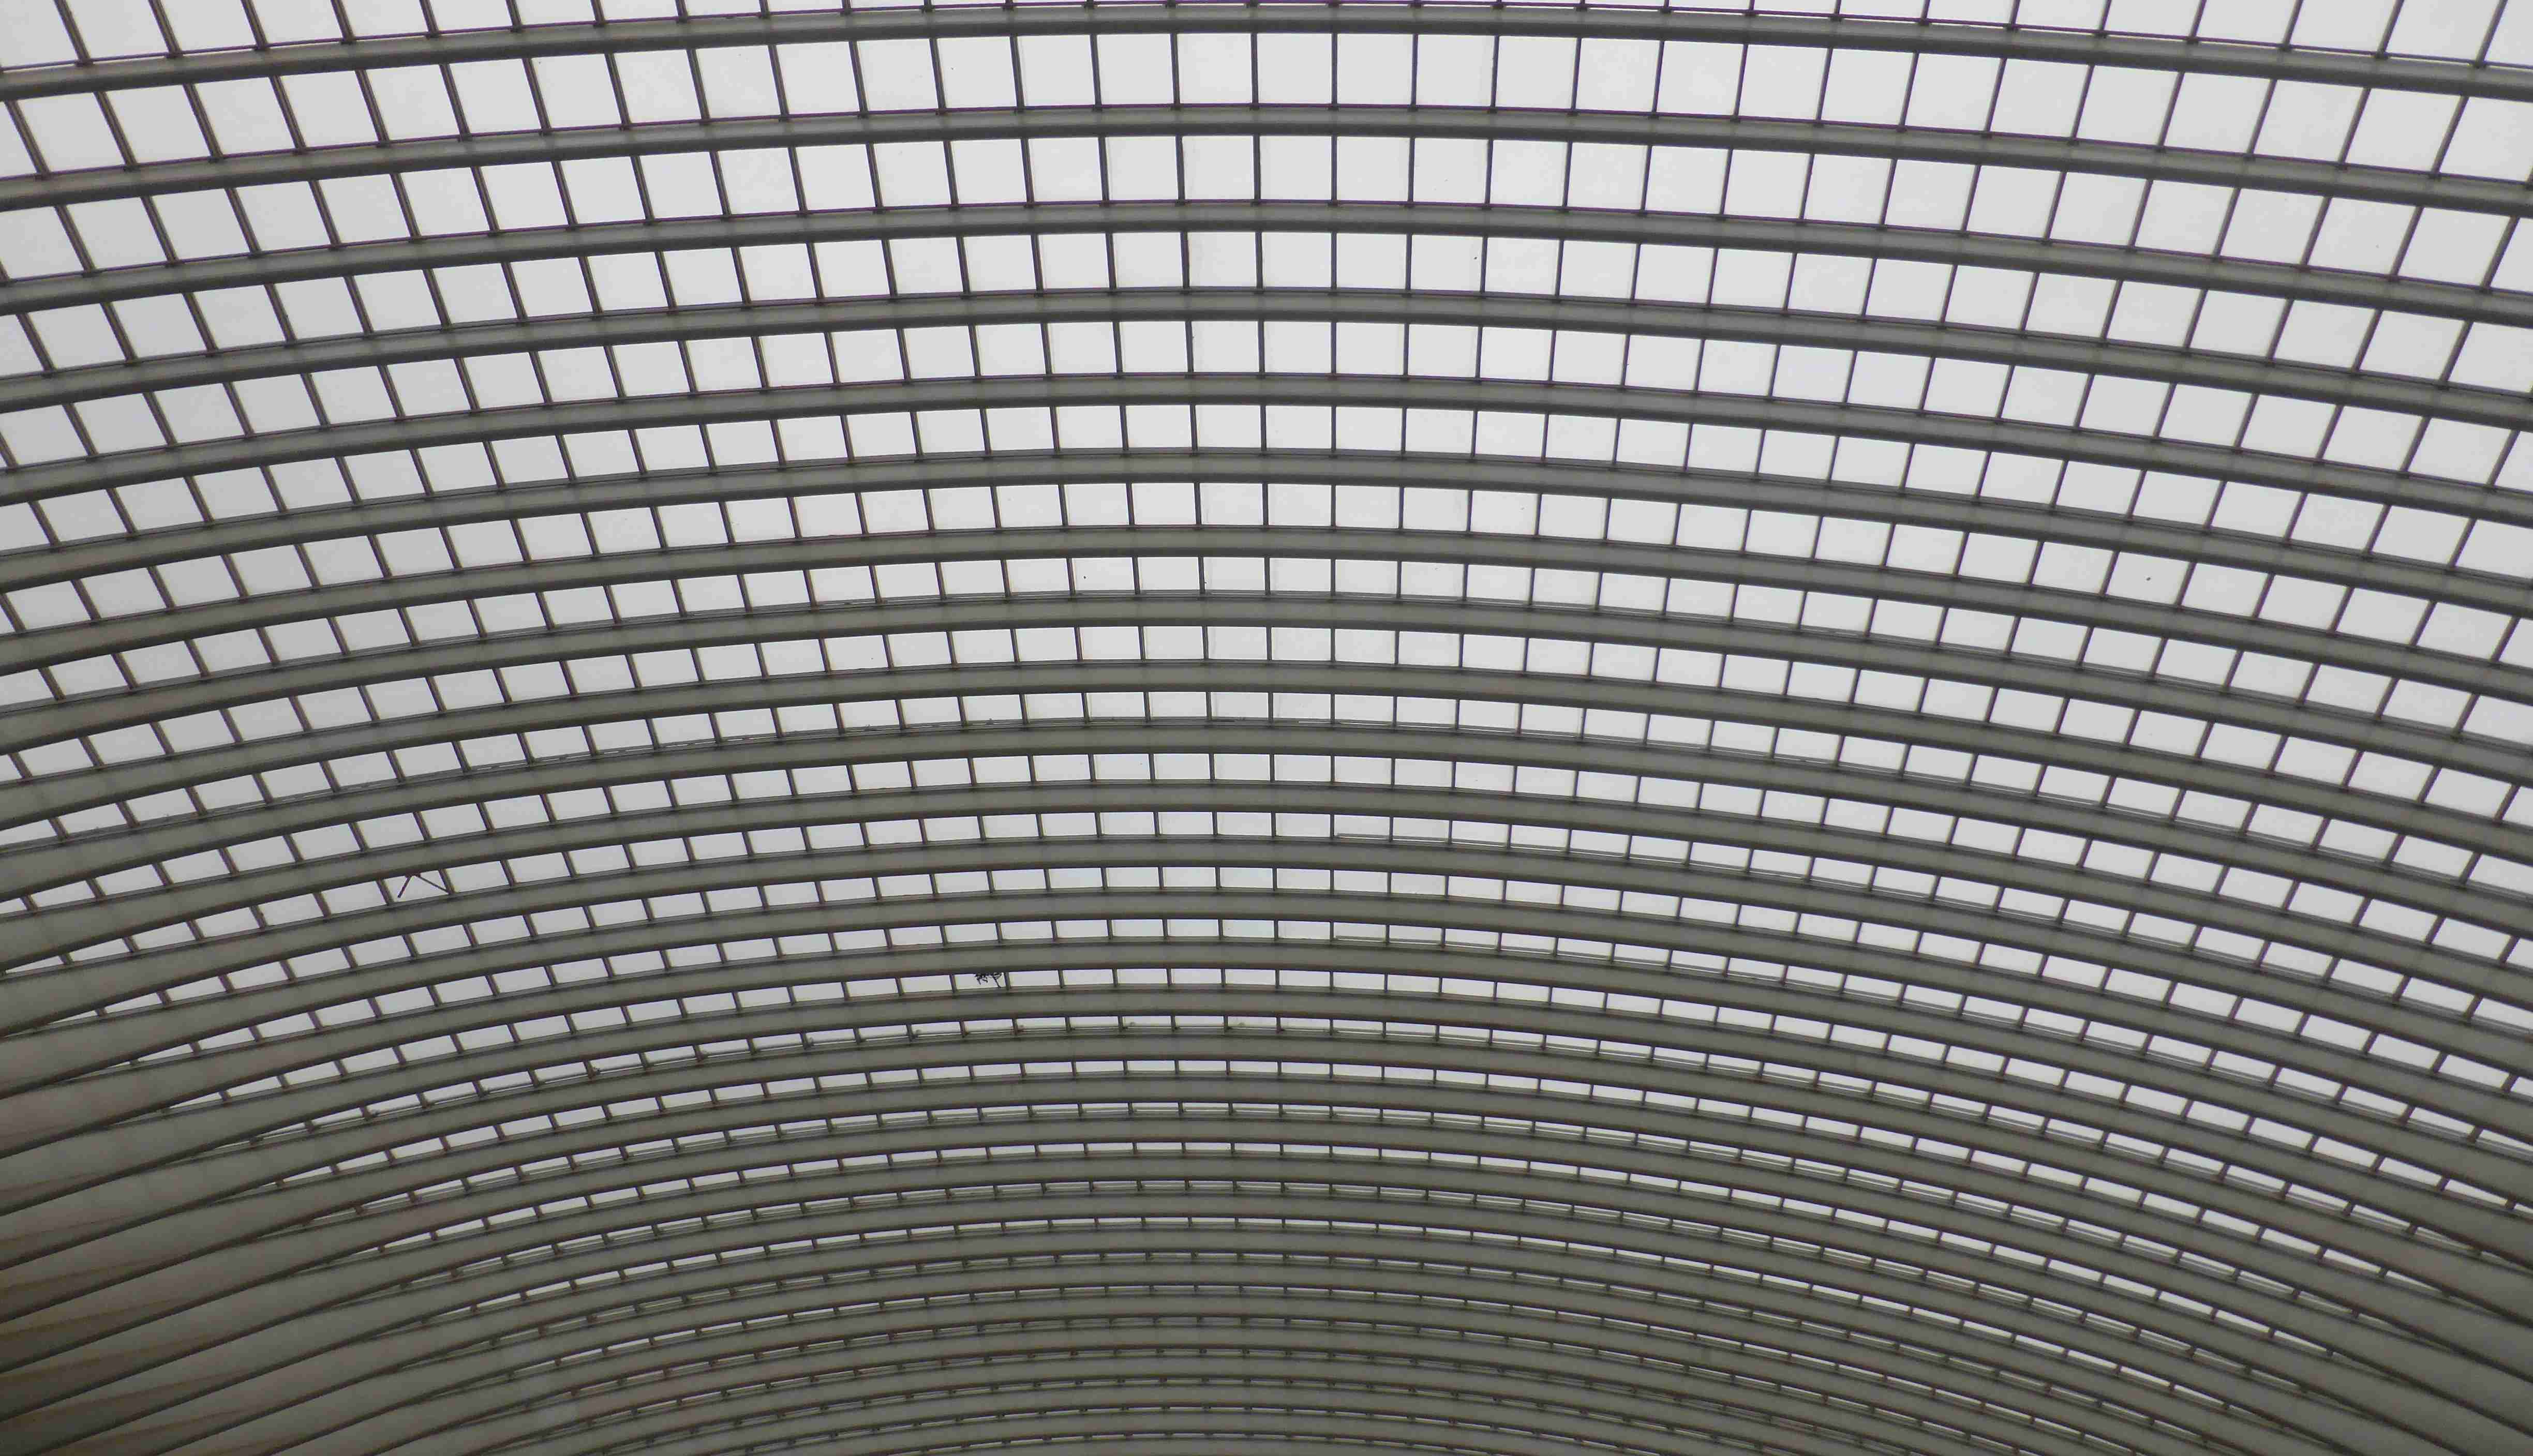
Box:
9;795;2520;1103
7;449;2525;631
9;1021;2523;1362
0;1142;2443;1443
40;1278;2310;1456
439;1439;1467;1456
525;1442;1538;1456
16;287;2519;435
9;598;2523;851
394;1421;1552;1456
7;719;2489;992
10;980;2512;1281
8;662;2516;894
9;528;2519;748
23;1350;1837;1456
7;1101;2507;1439
9;202;2520;332
5;1207;2278;1453
5;768;2515;1095
6;5;2522;104
11;931;2513;1255
8;103;2520;218
19;1180;2401;1452
10;554;2523;830
0;1167;2448;1456
5;11;2526;1454
4;928;2512;1242
7;374;2520;533
501;1409;1607;1456
323;1331;2195;1456
6;684;2507;924
9;1088;2511;1438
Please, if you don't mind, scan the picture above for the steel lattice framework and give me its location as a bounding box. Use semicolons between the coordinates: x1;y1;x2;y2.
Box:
2;4;2531;1456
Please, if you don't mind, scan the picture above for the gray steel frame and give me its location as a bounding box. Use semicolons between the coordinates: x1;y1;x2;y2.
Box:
479;1421;1589;1456
10;977;2528;1324
17;288;2520;428
5;772;2519;1077
8;202;2520;327
7;1123;2521;1456
7;103;2524;219
0;886;2512;1167
9;914;2517;1230
12;591;2522;782
9;373;2521;530
2;717;2494;953
13;1268;2336;1456
7;9;2532;1456
5;5;2522;103
1;1104;2510;1454
10;779;2522;1046
11;652;2514;879
18;518;2519;685
440;1437;1507;1456
0;1140;2416;1432
9;597;2523;930
10;448;2523;625
321;1331;2190;1456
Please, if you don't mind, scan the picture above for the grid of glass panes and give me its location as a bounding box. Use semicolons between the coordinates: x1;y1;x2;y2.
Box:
4;345;2524;655
7;523;2526;820
22;710;2515;950
8;541;2527;876
480;1300;2165;1447
13;651;2525;896
167;934;2525;1244
23;722;2527;1065
7;10;2533;1455
12;469;2533;754
376;1158;2346;1375
6;26;2533;507
323;1118;2378;1375
19;765;2527;1061
281;1076;2403;1359
7;21;2533;208
12;399;2529;611
11;231;2533;406
378;1167;2333;1380
139;957;2533;1286
4;229;2529;434
140;903;2528;1124
12;604;2528;974
8;1;2532;70
363;1219;2246;1456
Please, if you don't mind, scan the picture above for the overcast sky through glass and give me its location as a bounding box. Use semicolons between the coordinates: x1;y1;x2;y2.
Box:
3;5;2532;1456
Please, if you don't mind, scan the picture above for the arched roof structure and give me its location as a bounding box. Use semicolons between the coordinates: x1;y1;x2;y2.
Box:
2;3;2532;1455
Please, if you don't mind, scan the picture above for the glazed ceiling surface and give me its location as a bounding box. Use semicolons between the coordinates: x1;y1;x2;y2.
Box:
3;4;2532;1456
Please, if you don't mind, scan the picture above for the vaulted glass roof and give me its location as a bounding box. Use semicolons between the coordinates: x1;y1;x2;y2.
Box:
3;5;2531;1456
